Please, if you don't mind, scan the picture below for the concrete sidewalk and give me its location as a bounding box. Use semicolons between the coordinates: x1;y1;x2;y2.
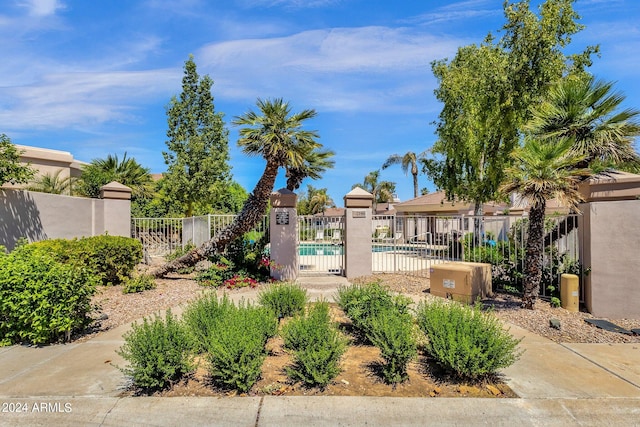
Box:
1;276;639;426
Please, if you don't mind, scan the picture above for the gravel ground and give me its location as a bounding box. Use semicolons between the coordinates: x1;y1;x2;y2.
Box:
357;273;640;344
88;269;640;344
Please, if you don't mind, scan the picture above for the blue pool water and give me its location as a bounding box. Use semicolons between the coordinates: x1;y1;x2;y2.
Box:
298;243;344;256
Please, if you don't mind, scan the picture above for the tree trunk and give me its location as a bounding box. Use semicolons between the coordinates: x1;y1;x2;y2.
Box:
412;172;419;199
473;201;483;246
148;160;280;278
522;201;546;309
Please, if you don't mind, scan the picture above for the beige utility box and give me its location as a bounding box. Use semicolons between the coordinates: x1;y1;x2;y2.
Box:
430;262;493;304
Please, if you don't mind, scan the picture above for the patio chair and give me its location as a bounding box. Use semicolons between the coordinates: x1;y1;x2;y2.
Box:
331;229;342;243
376;231;388;241
315;230;325;242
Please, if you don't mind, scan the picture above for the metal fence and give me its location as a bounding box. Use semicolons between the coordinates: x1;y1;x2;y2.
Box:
131;217;183;257
131;214;269;258
372;213;582;301
133;212;582;300
297;215;345;275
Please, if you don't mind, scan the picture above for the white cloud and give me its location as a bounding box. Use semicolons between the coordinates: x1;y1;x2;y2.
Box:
196;26;460;113
407;0;500;26
238;0;340;9
0;69;179;129
19;0;65;17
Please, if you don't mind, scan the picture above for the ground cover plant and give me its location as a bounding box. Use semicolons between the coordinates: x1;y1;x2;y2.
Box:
115;286;518;398
117;310;193;392
204;299;277;392
0;243;99;346
367;307;417;384
258;282;308;320
416;299;523;381
122;274;157;294
195;233;274;289
335;282;412;339
281;301;348;388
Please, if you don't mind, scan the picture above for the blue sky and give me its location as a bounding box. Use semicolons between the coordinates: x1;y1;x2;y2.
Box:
1;0;639;205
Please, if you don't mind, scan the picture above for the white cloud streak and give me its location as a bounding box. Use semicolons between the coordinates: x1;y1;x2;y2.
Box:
197;26;460;113
19;0;65;17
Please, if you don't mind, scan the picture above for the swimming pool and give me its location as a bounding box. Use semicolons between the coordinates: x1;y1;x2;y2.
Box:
298;243;344;256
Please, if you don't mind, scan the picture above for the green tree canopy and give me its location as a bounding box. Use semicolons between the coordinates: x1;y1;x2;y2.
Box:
0;134;34;186
425;0;598;217
27;170;74;195
286;147;335;192
163;55;231;217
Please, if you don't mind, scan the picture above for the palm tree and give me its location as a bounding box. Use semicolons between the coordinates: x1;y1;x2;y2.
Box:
308;189;334;215
150;98;321;277
500;138;591;309
28;170;74;195
382;150;428;199
526;75;640;246
286;147;335;191
353;170;395;212
526;75;640;170
79;153;153;199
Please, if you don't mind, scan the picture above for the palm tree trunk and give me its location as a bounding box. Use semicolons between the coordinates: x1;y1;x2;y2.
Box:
412;172;418;199
148;161;280;278
522;201;546;309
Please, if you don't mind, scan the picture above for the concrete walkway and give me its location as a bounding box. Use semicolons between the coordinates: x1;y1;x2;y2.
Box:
1;275;639;426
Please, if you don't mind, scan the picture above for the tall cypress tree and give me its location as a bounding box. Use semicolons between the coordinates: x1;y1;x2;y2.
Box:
163;55;231;217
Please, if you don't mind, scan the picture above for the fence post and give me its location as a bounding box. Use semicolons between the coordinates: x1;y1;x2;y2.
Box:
269;188;298;281
99;181;132;237
344;188;374;279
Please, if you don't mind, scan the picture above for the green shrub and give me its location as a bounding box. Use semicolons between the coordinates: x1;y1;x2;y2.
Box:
281;302;347;388
0;245;99;346
117;310;193;391
202;298;277;392
258;283;307;320
336;282;412;338
181;293;236;353
195;258;233;287
416;300;523;381
31;235;142;286
367;308;417;384
122;274;156;294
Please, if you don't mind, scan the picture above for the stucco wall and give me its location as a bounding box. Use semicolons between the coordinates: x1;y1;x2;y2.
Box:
579;199;640;318
0;189;131;251
2;145;86;195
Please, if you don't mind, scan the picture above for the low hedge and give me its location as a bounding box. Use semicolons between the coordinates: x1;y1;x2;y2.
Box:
30;235;142;286
0;244;99;346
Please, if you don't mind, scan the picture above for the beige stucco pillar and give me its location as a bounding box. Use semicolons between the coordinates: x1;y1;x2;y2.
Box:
578;172;640;318
344;188;374;279
269;188;298;282
99;181;132;237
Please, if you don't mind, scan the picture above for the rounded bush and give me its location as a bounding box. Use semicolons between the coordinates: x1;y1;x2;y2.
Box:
0;244;99;346
416;300;523;381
